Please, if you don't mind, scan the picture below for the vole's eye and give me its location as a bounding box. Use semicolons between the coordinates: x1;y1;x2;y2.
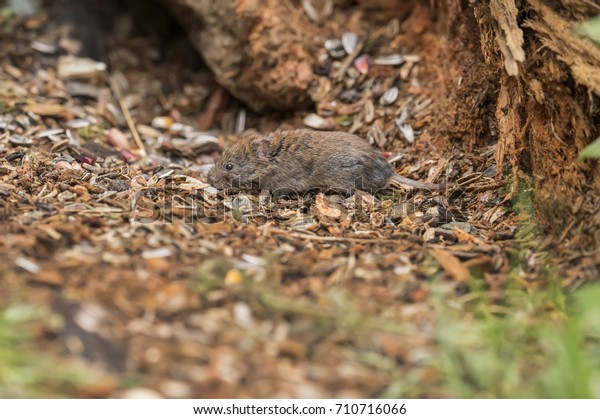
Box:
225;163;234;171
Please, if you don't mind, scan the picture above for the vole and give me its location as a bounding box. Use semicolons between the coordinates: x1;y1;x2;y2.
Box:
207;129;451;196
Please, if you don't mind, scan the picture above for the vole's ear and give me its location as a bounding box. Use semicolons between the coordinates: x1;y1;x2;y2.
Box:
251;136;272;161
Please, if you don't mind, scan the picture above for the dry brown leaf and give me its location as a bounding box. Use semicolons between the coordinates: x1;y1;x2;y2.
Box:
429;248;470;282
31;270;64;286
453;227;476;243
315;193;342;219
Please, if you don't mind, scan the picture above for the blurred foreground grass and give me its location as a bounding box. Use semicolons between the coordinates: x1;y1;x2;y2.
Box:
0;305;87;397
433;178;600;398
434;278;600;398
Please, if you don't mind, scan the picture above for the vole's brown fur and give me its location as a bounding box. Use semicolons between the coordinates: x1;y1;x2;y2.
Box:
207;129;450;196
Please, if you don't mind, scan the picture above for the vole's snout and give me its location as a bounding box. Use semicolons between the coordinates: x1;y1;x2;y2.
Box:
206;166;220;188
207;166;234;190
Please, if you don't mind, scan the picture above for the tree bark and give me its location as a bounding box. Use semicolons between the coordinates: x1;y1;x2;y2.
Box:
158;0;317;112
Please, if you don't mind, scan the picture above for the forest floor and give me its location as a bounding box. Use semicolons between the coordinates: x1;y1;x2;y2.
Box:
0;2;599;398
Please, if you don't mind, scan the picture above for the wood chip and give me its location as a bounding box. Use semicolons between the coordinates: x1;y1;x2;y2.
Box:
429;248;470;282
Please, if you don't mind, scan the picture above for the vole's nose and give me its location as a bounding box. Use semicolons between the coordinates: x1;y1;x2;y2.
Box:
206;166;215;185
207;167;226;189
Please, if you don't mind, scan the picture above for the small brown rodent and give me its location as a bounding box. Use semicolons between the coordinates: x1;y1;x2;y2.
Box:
207;129;450;196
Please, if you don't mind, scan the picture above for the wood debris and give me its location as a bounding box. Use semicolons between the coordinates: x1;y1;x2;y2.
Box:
0;0;595;399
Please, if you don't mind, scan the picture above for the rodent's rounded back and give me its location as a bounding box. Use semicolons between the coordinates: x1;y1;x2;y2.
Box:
208;129;395;194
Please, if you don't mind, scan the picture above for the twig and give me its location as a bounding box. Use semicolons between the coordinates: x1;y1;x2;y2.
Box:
558;218;577;243
109;76;147;158
269;228;411;244
334;26;388;82
334;39;365;82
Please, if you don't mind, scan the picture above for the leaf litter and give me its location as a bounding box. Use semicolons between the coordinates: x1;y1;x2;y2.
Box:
0;1;544;398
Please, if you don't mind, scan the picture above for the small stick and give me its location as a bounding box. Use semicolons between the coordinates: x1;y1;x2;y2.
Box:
335;39;365;82
269;228;411;244
109;77;147;158
390;174;455;191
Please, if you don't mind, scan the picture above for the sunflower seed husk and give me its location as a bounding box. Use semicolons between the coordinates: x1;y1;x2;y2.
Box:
142;247;173;259
325;38;342;51
15;114;31;128
67;119;91;129
302;0;321;23
9;135;33;146
156;168;175;179
235;108;246;134
373;54;405;66
50;139;70;153
170;122;192;134
339;89;361;103
57;56;107;80
66;81;100;99
341;32;359;55
37;128;64;138
329;49;346;59
398;124;415;144
325;39;345;59
396;107;410;126
188;134;219;146
31;40;58;54
379;86;399;106
303;113;329;130
387;153;404;164
482;165;497;178
15;257;40;274
52;156;76;164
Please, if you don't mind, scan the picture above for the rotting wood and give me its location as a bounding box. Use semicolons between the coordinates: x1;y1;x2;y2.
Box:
526;0;600;96
489;0;525;76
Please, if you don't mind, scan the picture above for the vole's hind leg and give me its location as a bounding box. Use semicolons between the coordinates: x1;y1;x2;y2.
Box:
354;158;393;193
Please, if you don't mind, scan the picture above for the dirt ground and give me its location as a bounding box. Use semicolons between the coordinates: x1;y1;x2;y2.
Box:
0;1;595;398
